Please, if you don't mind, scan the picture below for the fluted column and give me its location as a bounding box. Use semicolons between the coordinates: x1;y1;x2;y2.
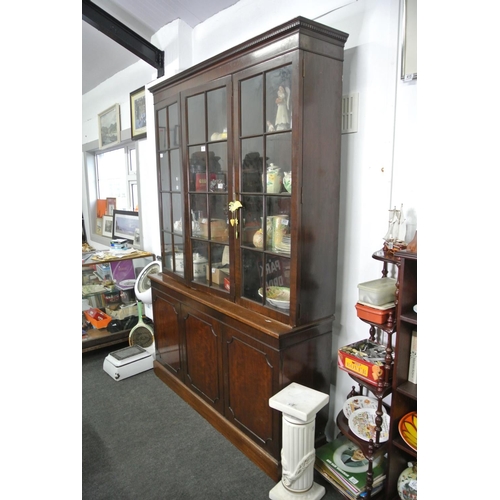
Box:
269;383;329;500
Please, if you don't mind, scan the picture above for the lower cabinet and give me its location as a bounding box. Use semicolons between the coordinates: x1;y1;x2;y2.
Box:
151;276;332;480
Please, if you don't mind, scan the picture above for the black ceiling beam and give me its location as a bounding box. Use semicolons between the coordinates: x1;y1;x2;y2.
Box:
82;0;164;78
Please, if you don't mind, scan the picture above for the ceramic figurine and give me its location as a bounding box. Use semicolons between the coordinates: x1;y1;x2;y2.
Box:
275;85;290;130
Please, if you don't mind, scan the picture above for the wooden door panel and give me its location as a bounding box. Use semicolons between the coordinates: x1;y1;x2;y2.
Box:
183;308;223;412
152;291;182;377
224;332;276;450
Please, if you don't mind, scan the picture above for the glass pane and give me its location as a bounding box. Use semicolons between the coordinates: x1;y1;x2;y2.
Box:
264;255;290;288
208;143;227;193
207;87;227;141
172;193;183;236
241;137;264;193
266;66;292;131
172;234;185;277
241;195;263;247
192;240;209;282
96;148;127;209
159;153;170;191
205;194;229;242
266;132;291;193
207;243;229;289
189;146;207;192
190;193;207;238
163;239;173;271
266;197;291;253
171;149;182;192
187;93;205;144
241;248;263;301
161;193;172;232
241;75;263;137
157;108;167;150
168;103;179;147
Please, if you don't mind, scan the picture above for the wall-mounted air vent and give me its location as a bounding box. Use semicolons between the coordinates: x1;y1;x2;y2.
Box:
341;92;359;134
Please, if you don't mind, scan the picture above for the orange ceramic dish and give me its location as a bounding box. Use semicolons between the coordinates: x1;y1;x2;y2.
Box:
398;411;417;451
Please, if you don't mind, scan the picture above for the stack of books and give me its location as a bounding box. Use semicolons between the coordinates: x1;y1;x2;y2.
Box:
315;435;386;499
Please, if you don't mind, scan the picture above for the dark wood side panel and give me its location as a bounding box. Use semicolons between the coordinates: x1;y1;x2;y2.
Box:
282;325;332;445
298;50;344;324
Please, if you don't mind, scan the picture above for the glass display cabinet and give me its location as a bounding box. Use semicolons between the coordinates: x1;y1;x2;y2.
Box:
150;17;349;481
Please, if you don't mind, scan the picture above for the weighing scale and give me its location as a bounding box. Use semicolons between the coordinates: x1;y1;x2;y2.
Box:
103;344;153;381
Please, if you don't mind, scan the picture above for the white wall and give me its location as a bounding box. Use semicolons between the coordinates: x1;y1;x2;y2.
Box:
82;0;417;439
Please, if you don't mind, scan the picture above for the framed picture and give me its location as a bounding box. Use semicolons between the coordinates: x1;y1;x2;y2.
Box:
102;215;113;238
98;104;121;149
130;86;147;140
106;197;116;215
112;210;140;241
132;227;141;249
96;217;103;236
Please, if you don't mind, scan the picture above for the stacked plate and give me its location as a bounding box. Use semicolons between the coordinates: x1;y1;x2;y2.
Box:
275;235;291;253
258;286;290;310
346;397;390;443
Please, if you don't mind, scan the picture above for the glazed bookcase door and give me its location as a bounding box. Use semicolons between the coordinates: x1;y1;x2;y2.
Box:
157;97;185;278
181;77;233;294
233;55;297;322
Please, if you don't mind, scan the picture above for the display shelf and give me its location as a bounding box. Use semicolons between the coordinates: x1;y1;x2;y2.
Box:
82;251;155;353
385;250;417;499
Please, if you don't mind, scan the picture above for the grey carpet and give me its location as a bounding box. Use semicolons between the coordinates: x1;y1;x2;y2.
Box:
83;345;346;499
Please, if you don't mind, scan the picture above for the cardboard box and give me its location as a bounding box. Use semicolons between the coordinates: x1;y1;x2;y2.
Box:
338;340;393;387
200;219;228;241
106;303;138;320
206;263;229;285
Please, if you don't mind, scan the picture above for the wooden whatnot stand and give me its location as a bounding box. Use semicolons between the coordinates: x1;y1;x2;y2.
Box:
269;383;329;500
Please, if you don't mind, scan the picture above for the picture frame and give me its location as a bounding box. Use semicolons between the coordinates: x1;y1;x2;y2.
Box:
106;197;116;215
130;86;147;140
96;217;103;236
132;227;141;249
102;215;114;238
112;210;140;241
98;104;121;149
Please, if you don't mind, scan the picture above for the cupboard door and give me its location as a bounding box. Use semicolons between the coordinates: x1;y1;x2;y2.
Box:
223;325;280;458
182;305;224;414
233;56;296;322
152;290;182;378
157;99;185;278
183;77;233;294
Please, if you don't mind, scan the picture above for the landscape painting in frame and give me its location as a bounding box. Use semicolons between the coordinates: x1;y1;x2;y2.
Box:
112;210;140;241
130;86;147;140
98;104;121;149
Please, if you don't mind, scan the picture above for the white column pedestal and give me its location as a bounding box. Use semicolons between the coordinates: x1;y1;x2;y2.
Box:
269;383;329;500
